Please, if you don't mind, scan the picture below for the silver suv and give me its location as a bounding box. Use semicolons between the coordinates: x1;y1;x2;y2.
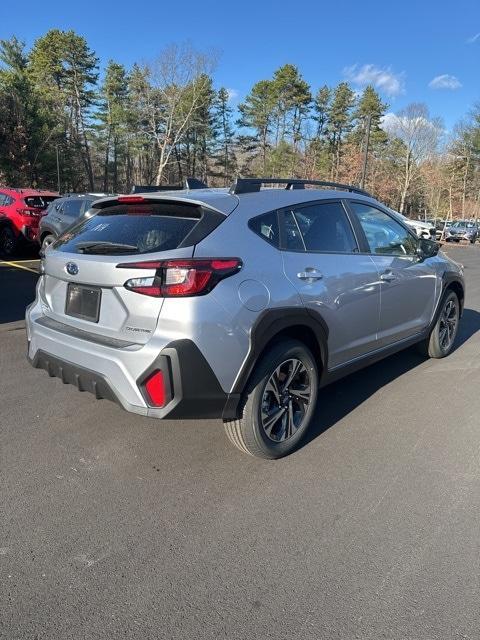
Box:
26;179;465;459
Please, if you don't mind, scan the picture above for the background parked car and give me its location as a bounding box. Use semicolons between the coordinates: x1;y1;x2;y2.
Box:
445;221;479;243
39;193;110;252
388;209;436;239
0;188;59;256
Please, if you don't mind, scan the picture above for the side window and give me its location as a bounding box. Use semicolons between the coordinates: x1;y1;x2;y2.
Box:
249;210;280;248
0;194;7;206
5;196;14;205
283;201;358;253
82;199;94;214
63;199;84;218
350;202;418;256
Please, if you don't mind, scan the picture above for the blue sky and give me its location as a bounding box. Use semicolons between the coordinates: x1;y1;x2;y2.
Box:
3;0;479;129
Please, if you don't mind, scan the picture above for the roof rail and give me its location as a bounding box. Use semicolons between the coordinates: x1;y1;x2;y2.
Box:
229;178;372;198
130;177;208;194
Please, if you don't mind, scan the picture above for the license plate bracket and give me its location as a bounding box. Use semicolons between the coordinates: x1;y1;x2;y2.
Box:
65;283;101;323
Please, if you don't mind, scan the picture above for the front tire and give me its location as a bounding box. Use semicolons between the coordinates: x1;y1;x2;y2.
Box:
224;340;319;459
419;290;460;358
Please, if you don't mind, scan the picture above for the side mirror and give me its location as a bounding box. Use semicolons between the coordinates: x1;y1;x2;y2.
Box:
416;238;440;260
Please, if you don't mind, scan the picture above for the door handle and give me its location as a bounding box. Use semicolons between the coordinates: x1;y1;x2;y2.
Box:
380;270;397;282
297;268;323;281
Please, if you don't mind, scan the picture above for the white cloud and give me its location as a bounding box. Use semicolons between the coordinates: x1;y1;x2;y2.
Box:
467;32;480;43
226;88;239;102
428;74;462;90
343;64;405;97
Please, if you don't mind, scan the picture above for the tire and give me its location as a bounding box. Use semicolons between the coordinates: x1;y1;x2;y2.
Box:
418;290;460;359
41;234;56;253
223;339;319;459
0;226;18;257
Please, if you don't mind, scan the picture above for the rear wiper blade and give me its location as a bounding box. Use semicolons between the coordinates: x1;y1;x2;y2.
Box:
76;241;139;254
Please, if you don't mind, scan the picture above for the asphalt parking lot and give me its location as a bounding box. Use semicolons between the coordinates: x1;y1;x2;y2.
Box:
2;246;480;640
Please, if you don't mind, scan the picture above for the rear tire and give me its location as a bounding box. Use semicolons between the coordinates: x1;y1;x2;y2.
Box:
224;340;319;459
418;290;460;358
41;234;56;253
0;226;18;257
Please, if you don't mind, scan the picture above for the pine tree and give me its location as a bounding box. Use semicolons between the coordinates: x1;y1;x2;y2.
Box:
0;37;55;186
313;85;331;139
351;85;388;148
326;82;355;178
238;79;276;174
210;88;236;184
97;61;129;192
29;29;99;190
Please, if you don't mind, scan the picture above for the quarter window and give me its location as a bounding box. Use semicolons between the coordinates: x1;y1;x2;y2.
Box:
63;199;84;217
249;211;280;248
283;201;357;253
350;202;418;256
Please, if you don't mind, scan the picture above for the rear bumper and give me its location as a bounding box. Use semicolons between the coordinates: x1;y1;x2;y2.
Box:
26;304;239;420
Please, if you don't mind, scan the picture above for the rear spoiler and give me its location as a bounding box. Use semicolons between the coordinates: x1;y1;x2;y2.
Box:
130;178;207;194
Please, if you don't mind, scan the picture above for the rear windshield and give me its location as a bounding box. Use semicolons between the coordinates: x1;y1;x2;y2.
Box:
54;202;201;255
24;195;58;209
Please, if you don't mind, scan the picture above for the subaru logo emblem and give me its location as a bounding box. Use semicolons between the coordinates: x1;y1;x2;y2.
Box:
66;262;79;276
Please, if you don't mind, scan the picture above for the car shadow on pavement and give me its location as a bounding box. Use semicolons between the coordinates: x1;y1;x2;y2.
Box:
0;264;39;325
299;307;480;451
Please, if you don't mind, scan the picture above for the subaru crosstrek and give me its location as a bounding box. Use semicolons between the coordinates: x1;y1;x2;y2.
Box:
26;179;465;459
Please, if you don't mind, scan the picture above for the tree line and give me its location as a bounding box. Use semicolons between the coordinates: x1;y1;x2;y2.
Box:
0;30;479;217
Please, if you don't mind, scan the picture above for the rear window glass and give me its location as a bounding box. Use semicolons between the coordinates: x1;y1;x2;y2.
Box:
24;196;58;209
54;202;201;255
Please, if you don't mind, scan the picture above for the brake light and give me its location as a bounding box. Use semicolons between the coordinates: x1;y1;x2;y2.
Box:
117;196;145;203
117;258;242;297
144;370;166;407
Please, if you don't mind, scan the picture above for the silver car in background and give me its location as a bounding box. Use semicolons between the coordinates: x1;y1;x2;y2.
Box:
26;178;465;459
39;193;111;253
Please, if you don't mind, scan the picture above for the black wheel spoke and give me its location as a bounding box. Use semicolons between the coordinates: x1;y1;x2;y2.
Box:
262;406;286;437
289;386;311;403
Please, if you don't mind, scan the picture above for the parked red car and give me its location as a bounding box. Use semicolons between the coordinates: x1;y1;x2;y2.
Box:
0;188;59;256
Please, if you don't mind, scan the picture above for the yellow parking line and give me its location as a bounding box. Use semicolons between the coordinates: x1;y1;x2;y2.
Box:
0;259;39;274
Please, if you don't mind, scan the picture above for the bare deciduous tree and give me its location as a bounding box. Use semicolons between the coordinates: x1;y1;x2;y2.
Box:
141;43;217;185
384;103;442;212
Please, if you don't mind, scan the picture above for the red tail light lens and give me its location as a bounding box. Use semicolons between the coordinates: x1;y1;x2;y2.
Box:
117;196;145;203
17;206;41;217
117;258;242;297
144;370;166;407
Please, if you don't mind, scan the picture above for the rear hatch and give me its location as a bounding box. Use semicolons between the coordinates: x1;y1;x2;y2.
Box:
23;195;59;219
40;197;225;344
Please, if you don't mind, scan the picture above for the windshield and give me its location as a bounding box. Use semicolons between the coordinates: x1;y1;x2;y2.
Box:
452;221;476;228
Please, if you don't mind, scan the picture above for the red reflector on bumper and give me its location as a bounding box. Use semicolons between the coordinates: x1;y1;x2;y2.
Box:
144;370;166;407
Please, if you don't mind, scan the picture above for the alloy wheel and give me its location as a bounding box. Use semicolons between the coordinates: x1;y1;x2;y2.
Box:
260;358;312;443
439;298;458;352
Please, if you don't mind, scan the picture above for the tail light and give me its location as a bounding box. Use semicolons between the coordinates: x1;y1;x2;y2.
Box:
17;206;41;217
117;258;242;297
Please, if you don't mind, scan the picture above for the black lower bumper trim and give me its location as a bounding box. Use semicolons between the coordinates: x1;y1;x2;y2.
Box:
30;350;122;406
